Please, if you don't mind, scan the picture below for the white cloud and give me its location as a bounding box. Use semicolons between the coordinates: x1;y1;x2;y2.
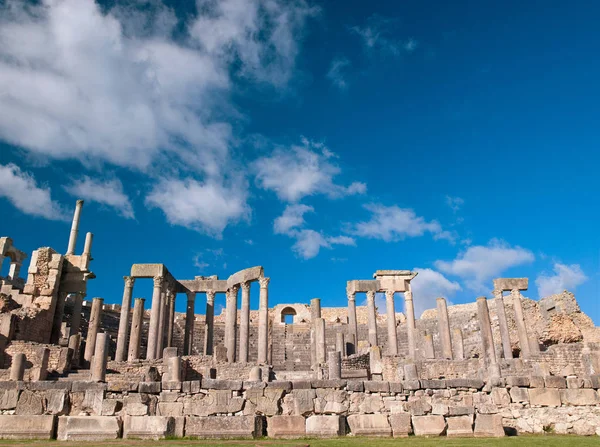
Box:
146;177;250;238
350;203;454;242
273;203;314;234
445;195;464;213
435;239;535;292
0;163;66;220
253;138;366;202
193;248;224;272
351;14;417;56
326;235;356;246
536;263;588;297
291;229;330;259
411;268;462;315
64;176;134;219
326;57;350;90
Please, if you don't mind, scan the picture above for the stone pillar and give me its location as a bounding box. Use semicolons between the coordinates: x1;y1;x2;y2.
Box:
404;285;417;360
50;291;69;344
92;332;109;382
493;290;513;359
82;232;93;268
10;353;25;381
315;317;326;365
168;356;182;383
204;291;215;356
115;276;135;362
128;298;145;361
66;199;84;255
328;351;341;379
453;328;464;360
239;281;251;363
68;334;81;369
225;285;239;363
385;290;398;355
476;297;497;366
366;291;378;347
310;298;321;320
156;289;166;359
84;297;103;365
7;262;21;280
167;290;175;348
147;276;163;360
183;291;195;356
423;333;435;359
335;332;346;357
31;347;50;381
257;278;270;364
347;291;358;354
310;298;322;369
510;289;531;359
436;297;453;360
70;292;84;336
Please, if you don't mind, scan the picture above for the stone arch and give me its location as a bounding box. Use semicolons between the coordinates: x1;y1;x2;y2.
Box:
272;304;311;325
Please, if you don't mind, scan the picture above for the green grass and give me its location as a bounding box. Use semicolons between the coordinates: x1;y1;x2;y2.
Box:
0;436;597;447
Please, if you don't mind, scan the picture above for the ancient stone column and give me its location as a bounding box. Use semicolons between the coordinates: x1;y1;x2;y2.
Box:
147;276;163;360
335;332;346;357
84;297;103;365
68;333;81;369
257;278;270;364
70;292;84;336
66;199;84;255
183;291;195;356
310;298;322;369
347;291;358;354
310;298;321;320
453;328;464;360
423;333;435;359
225;285;239;363
404;285;417;360
385;290;398;355
7;262;21;280
50;291;69;344
436;297;453;359
10;353;25;381
167;356;182;382
366;291;378;347
82;232;93;268
510;289;531;359
315;317;326;365
128;298;145;361
328;351;341;379
204;290;215;356
167;290;175;348
239;281;251;363
115;276;135;362
476;297;497;366
493;289;513;359
92;332;109;382
31;347;50;381
156;289;166;359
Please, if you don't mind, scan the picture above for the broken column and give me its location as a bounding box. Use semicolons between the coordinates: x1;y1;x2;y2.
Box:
328;351;341;379
147;275;164;360
257;277;270;364
84;297;103;365
493;289;513;359
476;297;498;367
404;284;417;360
385;290;399;355
423;333;435;359
183;291;195;356
70;292;84;336
204;290;215;356
166;290;175;348
336;332;346;357
436;297;453;359
128;298;145;361
239;281;251;363
31;347;49;381
156;289;167;358
511;288;532;358
10;353;25;381
315;317;326;365
366;291;378;347
310;298;322;369
68;333;82;369
92;332;109;382
66;199;84;255
167;356;182;383
347;289;358;354
224;285;239;363
453;328;465;360
115;276;135;362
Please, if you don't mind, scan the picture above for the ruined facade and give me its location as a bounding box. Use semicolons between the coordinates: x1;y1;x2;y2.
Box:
0;200;598;440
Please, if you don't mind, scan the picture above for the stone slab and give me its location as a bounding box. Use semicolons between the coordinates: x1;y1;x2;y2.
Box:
560;389;600;406
267;415;306;438
201;379;243;391
447;415;474;438
529;388;561;407
474;414;505;437
389;413;412;437
185;416;263;439
123;416;175;440
347;414;392;437
412;415;446;437
57;416;122;441
305;415;345;437
0;415;56;439
364;381;389;393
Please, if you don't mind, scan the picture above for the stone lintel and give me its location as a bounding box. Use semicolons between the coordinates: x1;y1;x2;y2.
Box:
493;277;528;291
178;279;228;294
227;266;265;288
346;280;380;294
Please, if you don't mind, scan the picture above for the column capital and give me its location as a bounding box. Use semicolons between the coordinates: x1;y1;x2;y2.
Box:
492;289;502;298
229;284;240;294
153;275;164;287
186;291;196;302
259;277;270;288
347;292;356;302
404;290;413;301
134;297;145;303
241;281;251;292
123;276;135;288
385;290;395;300
206;290;216;303
366;290;375;301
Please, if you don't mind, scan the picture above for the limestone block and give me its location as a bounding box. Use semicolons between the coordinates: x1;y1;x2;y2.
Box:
182;380;201;394
545;376;567;388
567;377;583;389
289;389;315;416
448;406;474;416
157;402;184;417
406;398;432;416
420;379;446;389
509;387;529;403
101;400;122;416
268;381;293;392
347;414;391;437
314;389;348;414
506;376;529;387
0;389;19;410
389;382;403;393
347;381;364;392
267;415;306;438
202;379;243;391
389;413;412;437
305;415;345;437
474;414;505;437
403;380;420;391
0;415;56;439
560;389;600;406
529;376;545;388
529;388;561;407
15;390;43;415
185;415;263;439
491;387;511;406
364;381;389;393
447;415;474;437
57;416;122;441
446;378;484;389
590;374;600;389
411;415;446;436
184;390;244;416
311;379;346;389
358;395;384;414
138;382;161;393
123;416;175;439
431;403;449;416
46;390;69;415
172;416;185;438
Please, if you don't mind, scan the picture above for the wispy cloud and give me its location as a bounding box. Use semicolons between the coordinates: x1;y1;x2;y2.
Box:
326;57;351;90
65;176;134;219
445;195;464;213
536;263;588;297
350;14;418;57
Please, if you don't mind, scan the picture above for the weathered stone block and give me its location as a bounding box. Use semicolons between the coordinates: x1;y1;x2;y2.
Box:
157;402;184;417
72;381;106;392
448;406;474;416
590;375;600;389
125;402;148;416
182;380;201;394
446;378;484;390
447;415;474;437
291;380;312;389
347;414;391;437
347;381;364;392
267;415;306;438
15;390;43;415
185;415;263;439
560;389;600;406
364;381;389;393
267;381;292;392
358;395;384;414
420;379;446;389
389;382;403;393
474;414;504;437
46;390;69;415
529;376;545;388
311;380;346;389
389;413;412;437
406;398;432;416
411;415;446;436
57;416;122;441
506;376;529;387
403;379;420;391
138;382;161;394
509;387;529;403
0;389;19;410
202;379;243;391
545;376;567;388
491;387;511;406
305;415;345;437
123;416;175;440
567;377;583;389
0;415;56;439
529;388;561;407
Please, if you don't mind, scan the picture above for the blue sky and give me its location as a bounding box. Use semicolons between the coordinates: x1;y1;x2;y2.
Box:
0;0;598;323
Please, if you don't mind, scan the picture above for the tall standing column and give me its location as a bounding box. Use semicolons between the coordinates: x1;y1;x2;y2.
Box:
183;291;195;356
115;276;135;362
404;284;417;360
257;278;270;364
225;285;239;363
204;291;215;356
84;297;103;365
453;327;465;360
315;317;326;365
50;291;69;344
167;290;175;348
476;296;497;366
147;276;163;360
156;290;167;358
310;298;322;369
128;298;145;361
239;281;251;363
493;290;513;359
436;297;453;359
70;292;84;336
66;199;84;255
92;332;109;382
347;291;358;353
366;291;378;347
511;289;531;358
385;290;398;355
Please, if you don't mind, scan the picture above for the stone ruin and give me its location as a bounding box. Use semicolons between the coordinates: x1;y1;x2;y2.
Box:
0;200;598;440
